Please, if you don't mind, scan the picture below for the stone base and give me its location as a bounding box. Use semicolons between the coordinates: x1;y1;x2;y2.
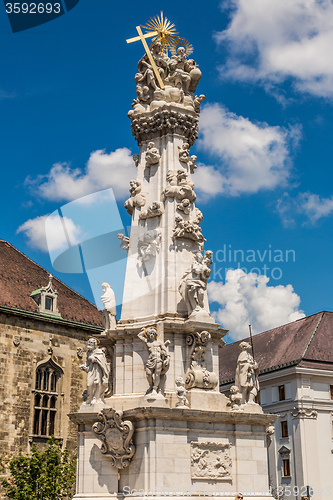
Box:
186;389;229;411
139;392;169;408
69;406;276;500
188;309;216;324
79;401;108;412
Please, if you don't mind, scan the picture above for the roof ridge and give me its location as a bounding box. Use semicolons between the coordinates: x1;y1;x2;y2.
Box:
250;311;323;339
300;311;325;360
0;240;99;310
226;311;324;345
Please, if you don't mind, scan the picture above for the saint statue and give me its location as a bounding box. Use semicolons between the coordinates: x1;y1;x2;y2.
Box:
235;341;259;404
167;47;192;94
138;326;170;395
100;282;116;332
80;338;110;404
134;41;169;102
179;251;212;316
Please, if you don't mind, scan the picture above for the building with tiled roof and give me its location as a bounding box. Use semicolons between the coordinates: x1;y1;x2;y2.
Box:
219;312;333;498
0;240;103;461
0;240;103;325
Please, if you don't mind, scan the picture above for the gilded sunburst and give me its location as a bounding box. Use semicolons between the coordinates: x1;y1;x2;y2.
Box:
141;11;180;52
169;37;194;57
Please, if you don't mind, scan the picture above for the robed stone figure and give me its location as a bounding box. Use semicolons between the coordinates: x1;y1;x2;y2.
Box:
80;338;110;404
235;341;259;404
101;282;117;332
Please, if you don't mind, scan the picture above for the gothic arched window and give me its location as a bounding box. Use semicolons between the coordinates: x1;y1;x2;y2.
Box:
33;360;62;437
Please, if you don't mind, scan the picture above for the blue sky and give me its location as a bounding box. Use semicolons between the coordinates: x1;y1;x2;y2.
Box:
1;0;333;342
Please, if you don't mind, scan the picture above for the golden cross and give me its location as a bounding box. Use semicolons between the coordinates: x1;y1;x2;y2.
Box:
126;26;165;90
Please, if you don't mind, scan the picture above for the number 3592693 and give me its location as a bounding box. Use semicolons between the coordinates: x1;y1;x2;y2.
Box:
6;3;61;14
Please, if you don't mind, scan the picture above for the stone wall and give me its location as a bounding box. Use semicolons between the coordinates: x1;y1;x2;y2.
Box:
0;307;102;495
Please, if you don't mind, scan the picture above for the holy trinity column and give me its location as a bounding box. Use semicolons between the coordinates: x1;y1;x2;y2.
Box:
70;16;276;500
119;14;212;326
105;13;225;405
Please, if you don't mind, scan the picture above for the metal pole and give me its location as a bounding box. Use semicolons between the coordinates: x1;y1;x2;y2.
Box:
249;324;255;360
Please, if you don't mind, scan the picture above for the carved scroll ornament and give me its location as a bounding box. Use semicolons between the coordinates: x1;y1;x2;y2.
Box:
92;408;135;469
185;331;218;390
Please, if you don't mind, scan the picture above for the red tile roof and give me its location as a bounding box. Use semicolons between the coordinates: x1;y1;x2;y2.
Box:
219;311;333;384
0;240;103;327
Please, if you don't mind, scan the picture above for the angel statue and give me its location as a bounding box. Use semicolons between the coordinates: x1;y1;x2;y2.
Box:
179;251;212;316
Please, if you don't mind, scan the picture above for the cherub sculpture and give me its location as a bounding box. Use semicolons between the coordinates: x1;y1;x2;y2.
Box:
193;94;205;113
145;142;161;165
228;385;243;410
175;377;189;408
138;326;170;395
179;142;190;163
138;229;161;261
139;201;164;220
124;180;146;215
133;154;140;167
117;233;130;252
161;169;196;202
177;198;191;215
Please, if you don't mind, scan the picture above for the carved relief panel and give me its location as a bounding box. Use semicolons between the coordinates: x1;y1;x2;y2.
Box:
190;442;232;480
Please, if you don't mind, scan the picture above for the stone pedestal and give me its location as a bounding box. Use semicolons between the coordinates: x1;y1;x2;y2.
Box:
70;406;276;500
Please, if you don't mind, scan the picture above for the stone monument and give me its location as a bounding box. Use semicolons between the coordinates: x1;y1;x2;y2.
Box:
70;13;276;500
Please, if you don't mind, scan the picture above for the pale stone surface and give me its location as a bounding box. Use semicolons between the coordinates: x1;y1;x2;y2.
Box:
70;408;276;499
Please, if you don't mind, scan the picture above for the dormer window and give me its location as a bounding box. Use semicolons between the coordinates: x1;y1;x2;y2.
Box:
30;274;61;317
45;296;53;311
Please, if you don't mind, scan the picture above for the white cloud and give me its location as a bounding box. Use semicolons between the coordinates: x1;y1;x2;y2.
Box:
196;103;300;197
277;191;333;225
217;0;333;98
26;148;136;202
208;269;305;341
17;214;82;253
